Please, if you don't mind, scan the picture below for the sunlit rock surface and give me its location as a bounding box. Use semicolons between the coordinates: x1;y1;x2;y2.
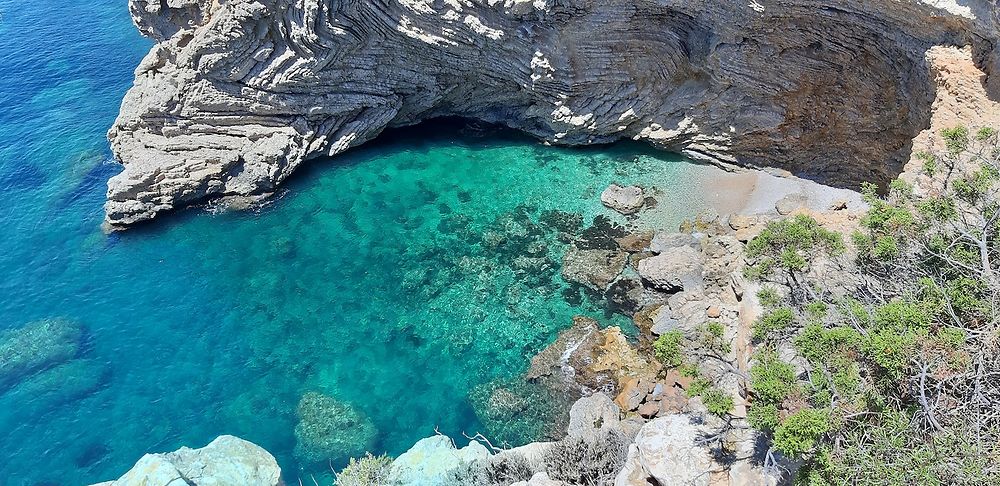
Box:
107;0;999;226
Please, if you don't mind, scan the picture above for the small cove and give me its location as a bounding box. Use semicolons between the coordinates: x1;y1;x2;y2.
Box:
0;1;851;484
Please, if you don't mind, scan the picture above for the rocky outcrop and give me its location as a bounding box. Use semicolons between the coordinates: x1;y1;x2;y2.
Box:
527;317;659;396
600;184;645;215
91;435;282;486
615;414;715;486
389;435;491;485
106;0;999;227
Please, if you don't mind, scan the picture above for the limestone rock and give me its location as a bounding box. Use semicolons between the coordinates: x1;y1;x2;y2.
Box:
106;0;1000;227
92;435;281;486
775;193;807;215
614;231;655;253
529;318;657;398
626;414;715;486
526;316;600;383
601;184;645;214
390;436;490;485
647;305;680;336
649;232;697;255
637;246;704;292
561;245;628;291
566;393;622;440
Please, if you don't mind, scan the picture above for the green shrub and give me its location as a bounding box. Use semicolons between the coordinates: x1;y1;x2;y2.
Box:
653;330;684;367
794;324;862;364
752;307;795;341
757;286;782;307
941;126;969;154
773;408;831;457
747;402;781;431
744;215;845;281
700;388;735;416
677;363;700;378
700;321;731;355
750;349;798;405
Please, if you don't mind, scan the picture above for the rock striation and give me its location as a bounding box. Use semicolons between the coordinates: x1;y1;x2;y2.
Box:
106;0;999;227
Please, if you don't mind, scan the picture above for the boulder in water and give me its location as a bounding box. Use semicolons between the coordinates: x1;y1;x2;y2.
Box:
600;185;645;215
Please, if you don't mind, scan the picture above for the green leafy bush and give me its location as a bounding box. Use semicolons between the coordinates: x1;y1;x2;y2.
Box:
653;330;684;367
700;388;735;416
750;349;797;405
752;307;795;341
757;286;782;307
773;408;831;457
744;215;845;283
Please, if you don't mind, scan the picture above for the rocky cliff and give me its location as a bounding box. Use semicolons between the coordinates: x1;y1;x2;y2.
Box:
106;0;999;226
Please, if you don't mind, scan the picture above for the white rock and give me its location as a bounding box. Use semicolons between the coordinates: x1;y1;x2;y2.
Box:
390;436;490;485
106;0;1000;228
91;435;281;486
566;393;622;440
631;414;715;486
601;184;645;214
637;246;703;292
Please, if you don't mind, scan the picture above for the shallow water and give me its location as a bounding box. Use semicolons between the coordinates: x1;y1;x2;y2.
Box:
1;1;732;484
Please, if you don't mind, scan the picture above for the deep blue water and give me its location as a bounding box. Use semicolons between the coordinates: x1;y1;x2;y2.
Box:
0;2;723;484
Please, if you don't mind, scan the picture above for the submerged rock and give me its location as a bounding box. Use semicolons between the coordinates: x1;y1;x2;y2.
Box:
91;435;281;486
469;376;571;447
561;245;628;292
2;359;109;415
0;319;83;391
294;392;377;464
600;185;645;215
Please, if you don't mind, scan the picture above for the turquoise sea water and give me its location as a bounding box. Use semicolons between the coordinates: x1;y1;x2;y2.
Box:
0;1;728;484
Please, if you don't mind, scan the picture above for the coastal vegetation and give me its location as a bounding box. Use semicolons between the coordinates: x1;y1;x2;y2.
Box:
743;126;1000;484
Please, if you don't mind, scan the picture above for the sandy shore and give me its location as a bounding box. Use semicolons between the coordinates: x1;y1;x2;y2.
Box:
712;168;868;216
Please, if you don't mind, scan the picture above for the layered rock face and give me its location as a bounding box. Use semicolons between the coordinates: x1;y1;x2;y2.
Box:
107;0;999;226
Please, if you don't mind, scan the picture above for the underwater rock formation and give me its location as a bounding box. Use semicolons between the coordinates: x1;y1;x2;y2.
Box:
107;0;999;226
0;319;83;391
294;391;377;464
90;435;281;486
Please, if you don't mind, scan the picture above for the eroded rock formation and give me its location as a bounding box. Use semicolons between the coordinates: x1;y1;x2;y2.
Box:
107;0;999;226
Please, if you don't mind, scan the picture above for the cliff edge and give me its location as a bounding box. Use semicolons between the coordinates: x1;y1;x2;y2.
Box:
106;0;999;227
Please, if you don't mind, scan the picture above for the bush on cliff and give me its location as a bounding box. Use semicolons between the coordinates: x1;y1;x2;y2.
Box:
543;427;629;486
744;126;1000;484
335;453;392;486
